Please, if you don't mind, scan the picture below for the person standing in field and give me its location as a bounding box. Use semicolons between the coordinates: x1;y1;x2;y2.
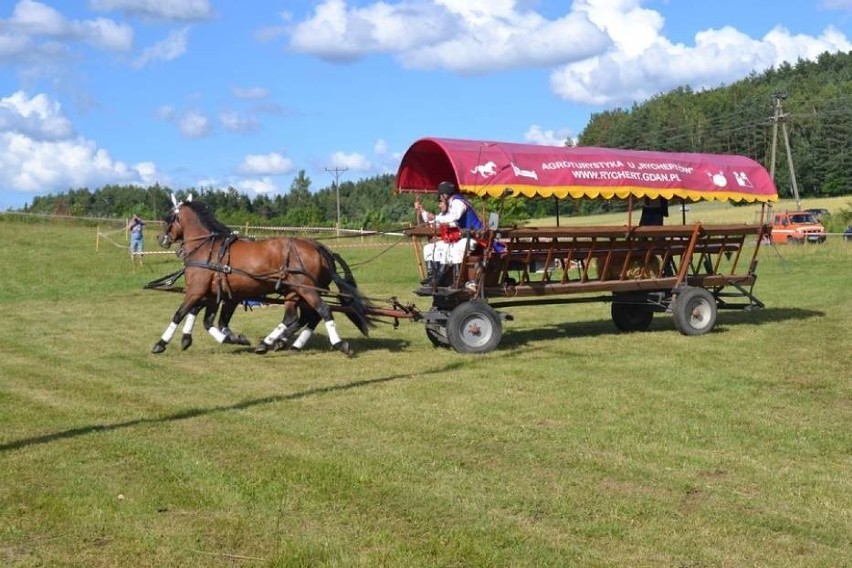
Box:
127;214;145;263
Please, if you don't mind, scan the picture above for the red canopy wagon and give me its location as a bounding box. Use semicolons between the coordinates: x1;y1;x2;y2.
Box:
395;137;778;353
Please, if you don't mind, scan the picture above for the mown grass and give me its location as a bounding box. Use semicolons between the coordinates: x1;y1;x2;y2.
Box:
0;214;850;567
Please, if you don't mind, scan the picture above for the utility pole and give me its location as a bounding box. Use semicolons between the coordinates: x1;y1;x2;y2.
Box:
769;93;801;209
325;166;348;235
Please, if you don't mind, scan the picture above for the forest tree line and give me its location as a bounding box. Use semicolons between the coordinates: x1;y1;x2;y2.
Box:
17;50;852;229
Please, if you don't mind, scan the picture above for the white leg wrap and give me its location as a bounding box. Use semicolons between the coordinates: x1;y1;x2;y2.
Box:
324;320;342;345
182;313;196;334
291;328;313;349
208;327;227;343
263;323;288;345
161;322;178;343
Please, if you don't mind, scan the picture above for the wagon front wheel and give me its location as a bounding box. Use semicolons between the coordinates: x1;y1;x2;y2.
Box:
672;287;717;336
446;300;502;354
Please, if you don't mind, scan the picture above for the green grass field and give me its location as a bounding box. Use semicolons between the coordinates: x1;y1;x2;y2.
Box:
1;209;850;567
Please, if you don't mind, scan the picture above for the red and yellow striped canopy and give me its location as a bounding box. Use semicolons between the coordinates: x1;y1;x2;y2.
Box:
395;137;778;203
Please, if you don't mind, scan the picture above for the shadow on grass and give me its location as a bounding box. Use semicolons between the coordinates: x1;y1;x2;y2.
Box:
497;306;824;350
0;358;465;453
223;336;412;355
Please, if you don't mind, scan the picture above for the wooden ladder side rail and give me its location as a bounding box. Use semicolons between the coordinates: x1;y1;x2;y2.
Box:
541;237;558;282
411;231;426;281
596;236;617;283
710;234;732;275
615;235;634;281
747;224;772;276
673;224;704;288
729;234;747;275
561;238;580;284
405;223;767;291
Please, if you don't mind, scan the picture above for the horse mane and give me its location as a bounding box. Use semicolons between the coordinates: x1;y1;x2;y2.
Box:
184;200;233;235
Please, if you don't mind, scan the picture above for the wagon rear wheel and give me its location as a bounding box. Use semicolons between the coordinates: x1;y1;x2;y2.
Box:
446;300;502;354
611;296;654;332
672;286;717;336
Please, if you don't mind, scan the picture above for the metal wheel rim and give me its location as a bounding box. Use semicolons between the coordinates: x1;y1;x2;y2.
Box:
688;299;713;330
458;314;495;348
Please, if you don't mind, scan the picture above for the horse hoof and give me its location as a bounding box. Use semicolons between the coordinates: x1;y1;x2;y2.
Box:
234;334;251;346
181;334;193;350
272;339;289;352
151;340;167;354
333;341;353;356
254;342;270;355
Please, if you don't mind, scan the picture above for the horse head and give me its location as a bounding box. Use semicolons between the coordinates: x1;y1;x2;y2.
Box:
158;193;193;248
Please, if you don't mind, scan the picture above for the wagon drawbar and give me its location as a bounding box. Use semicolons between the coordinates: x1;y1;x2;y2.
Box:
395;137;778;354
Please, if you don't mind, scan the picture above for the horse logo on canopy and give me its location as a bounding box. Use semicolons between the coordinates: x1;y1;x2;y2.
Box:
471;161;498;177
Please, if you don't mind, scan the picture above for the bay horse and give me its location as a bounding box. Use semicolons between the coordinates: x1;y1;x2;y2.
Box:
152;195;373;355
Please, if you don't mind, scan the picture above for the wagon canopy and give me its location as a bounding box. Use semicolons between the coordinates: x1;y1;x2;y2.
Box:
395;137;778;203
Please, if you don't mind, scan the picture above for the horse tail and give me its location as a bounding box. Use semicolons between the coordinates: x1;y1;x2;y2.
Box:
317;243;375;336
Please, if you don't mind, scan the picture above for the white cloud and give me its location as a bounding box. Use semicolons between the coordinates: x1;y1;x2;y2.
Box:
219;110;259;133
134;26;189;67
236;177;279;195
237;152;294;175
285;0;850;107
0;34;31;59
287;0;610;72
9;0;74;36
820;0;852;9
133;161;159;184
523;125;574;147
157;105;216;139
177;110;209;138
0;91;74;139
89;0;215;22
155;104;176;121
2;0;134;52
231;86;270;100
194;176;220;188
371;139;402;174
328;150;371;171
401;3;611;72
548;0;852;106
0;91;154;192
287;0;448;62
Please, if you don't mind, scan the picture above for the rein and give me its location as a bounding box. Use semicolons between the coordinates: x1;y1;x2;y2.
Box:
338;235;407;269
177;233;221;259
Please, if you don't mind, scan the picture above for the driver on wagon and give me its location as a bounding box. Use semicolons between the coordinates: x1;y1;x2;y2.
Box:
414;181;483;287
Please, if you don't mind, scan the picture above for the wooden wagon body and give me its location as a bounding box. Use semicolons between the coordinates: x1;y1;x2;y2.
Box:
395;138;778;353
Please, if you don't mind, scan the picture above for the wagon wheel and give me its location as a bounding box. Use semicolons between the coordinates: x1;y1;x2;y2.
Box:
446;300;502;354
611;300;654;332
425;322;450;348
672;286;717;336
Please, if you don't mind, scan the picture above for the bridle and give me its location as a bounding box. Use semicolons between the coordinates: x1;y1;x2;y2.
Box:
159;193;192;249
159;209;184;249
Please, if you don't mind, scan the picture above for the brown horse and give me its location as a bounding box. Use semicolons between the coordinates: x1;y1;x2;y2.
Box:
152;195;373;355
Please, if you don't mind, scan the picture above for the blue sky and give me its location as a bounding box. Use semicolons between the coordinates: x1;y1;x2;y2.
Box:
1;0;850;210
